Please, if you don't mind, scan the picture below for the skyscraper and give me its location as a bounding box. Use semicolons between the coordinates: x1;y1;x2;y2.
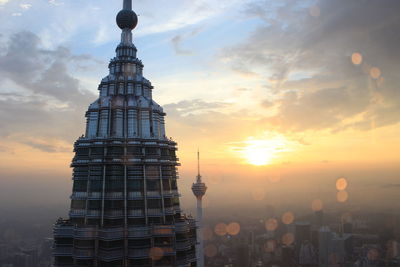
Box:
53;1;197;266
191;151;207;267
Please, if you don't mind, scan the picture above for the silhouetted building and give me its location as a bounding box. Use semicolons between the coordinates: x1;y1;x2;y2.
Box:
343;222;353;234
331;233;353;265
53;1;196;266
314;210;324;229
296;222;311;251
299;240;317;267
318;226;333;267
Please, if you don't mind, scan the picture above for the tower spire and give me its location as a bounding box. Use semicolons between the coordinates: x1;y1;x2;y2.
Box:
123;0;132;10
192;150;207;267
197;149;201;183
116;0;138;44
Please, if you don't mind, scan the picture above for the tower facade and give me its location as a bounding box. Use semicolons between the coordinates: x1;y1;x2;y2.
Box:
191;152;207;267
53;1;197;266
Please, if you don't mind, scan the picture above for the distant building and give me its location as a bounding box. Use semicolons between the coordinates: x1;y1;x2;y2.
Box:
319;226;333;267
20;249;38;267
192;151;207;267
299;240;317;266
319;226;353;266
296;222;312;256
343;222;353;234
331;233;353;265
314;210;324;229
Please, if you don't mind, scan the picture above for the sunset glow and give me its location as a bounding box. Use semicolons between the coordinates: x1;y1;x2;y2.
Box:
237;136;290;166
0;0;399;248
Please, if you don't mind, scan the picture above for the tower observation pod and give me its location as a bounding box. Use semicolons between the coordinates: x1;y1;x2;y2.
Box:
52;1;197;266
191;151;207;267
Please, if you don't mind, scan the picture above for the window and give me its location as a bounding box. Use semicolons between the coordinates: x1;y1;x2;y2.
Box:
127;180;142;191
90;180;103;191
71;200;86;209
145;147;158;155
147;199;161;209
107;146;124;156
91;147;104;156
88;200;101;209
147;180;160;191
128;200;144;208
127;146;141;156
73;180;87;192
76;148;89;156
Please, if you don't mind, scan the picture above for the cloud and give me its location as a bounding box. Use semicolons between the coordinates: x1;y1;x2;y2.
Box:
20;4;32;10
0;0;9;5
222;0;400;132
261;99;274;108
48;0;63;6
171;27;203;55
171;35;192;55
165;99;230;117
22;138;70;153
0;31;97;144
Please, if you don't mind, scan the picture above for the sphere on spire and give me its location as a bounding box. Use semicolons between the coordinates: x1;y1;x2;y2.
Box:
116;9;138;30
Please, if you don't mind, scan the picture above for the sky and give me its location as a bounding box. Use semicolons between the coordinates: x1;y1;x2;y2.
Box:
0;0;399;217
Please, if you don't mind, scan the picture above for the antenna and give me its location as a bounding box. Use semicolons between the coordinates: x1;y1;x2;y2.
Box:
197;149;200;176
123;0;132;10
197;149;202;183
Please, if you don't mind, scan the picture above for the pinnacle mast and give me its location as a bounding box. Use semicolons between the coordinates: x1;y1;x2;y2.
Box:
197;149;202;183
117;0;138;45
123;0;132;10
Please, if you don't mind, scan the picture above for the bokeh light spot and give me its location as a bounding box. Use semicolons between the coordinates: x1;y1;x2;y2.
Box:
265;218;278;231
351;53;363;65
268;174;281;183
337;191;349;203
251;188;266;201
149;247;164;261
311;199;323;211
205;244;218;258
282;212;295;225
203;227;214;241
341;212;352;223
367;248;379;260
227;222;241;236
282;233;295;246
370;67;381;79
336;177;348;191
214;223;227;236
264;239;277;253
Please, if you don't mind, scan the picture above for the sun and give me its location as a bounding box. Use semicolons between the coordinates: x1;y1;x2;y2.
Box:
243;144;275;166
238;136;290;166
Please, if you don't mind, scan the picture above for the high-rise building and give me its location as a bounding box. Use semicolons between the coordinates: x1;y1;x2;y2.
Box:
191;151;207;267
318;226;333;267
53;1;197;266
295;222;311;248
